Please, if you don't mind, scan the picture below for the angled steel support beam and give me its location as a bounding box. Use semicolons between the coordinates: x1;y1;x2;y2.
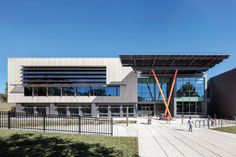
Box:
151;69;172;118
164;69;178;117
146;82;154;100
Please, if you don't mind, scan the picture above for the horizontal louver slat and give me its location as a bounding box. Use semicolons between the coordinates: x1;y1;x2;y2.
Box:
22;66;106;85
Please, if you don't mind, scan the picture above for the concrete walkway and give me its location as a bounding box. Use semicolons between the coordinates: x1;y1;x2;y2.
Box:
113;118;236;157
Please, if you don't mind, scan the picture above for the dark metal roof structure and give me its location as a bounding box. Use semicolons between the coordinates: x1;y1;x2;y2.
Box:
119;54;230;74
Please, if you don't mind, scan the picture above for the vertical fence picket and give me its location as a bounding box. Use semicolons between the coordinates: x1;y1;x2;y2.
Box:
43;114;46;131
78;116;81;134
8;111;11;129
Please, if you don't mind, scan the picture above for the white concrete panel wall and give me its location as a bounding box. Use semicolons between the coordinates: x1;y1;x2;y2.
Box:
8;58;137;103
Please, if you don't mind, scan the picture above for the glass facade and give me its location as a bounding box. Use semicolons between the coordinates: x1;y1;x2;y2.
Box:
110;105;121;117
48;87;61;96
98;105;108;117
176;77;205;115
25;86;120;97
138;77;169;102
138;76;205;116
123;105;134;117
23;66;120;97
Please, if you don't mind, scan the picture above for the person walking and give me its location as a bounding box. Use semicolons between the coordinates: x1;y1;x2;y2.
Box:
188;116;193;132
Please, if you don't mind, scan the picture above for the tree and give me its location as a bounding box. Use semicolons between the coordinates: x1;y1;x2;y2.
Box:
0;82;8;103
176;82;199;97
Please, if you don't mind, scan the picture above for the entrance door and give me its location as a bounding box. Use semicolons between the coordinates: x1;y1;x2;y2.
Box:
141;106;152;116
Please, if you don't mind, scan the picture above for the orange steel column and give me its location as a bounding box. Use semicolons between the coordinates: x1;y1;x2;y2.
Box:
164;69;178;117
151;69;172;118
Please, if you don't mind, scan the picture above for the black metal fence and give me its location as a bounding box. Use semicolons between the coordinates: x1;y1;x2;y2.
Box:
0;111;113;136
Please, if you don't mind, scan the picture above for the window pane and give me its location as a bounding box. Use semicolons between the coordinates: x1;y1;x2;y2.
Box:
57;108;66;116
34;87;47;96
105;87;119;96
177;102;182;115
110;106;120;117
196;78;204;97
90;87;105;96
123;106;134;116
77;87;90;96
189;102;196;115
25;107;34;115
36;107;46;115
48;87;61;96
183;102;189;114
62;87;76;96
81;105;91;117
69;108;79;116
196;102;203;113
24;87;33;96
98;106;108;117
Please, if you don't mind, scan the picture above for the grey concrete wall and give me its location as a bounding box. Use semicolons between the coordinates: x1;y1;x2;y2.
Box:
208;68;236;117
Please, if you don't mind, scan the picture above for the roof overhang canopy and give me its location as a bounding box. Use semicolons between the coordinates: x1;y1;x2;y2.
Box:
119;54;230;75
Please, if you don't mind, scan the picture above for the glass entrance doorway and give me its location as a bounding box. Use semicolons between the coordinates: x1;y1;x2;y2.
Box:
138;104;153;116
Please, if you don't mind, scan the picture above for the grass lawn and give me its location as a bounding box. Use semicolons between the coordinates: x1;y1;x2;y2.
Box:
212;126;236;134
0;129;138;157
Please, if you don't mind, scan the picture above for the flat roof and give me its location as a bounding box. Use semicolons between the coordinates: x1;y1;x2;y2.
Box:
119;54;230;74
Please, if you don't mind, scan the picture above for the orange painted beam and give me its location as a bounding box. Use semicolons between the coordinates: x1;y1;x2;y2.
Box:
164;69;178;117
151;69;172;118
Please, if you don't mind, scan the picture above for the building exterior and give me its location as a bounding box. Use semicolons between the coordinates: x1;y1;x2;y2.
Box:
207;68;236;118
8;54;229;117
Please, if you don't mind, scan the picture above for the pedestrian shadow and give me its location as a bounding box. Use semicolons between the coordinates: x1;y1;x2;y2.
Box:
140;122;150;125
172;128;186;132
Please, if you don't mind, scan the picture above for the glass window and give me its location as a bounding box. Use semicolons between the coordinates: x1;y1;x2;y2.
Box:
105;87;120;96
176;77;205;115
183;102;189;114
24;87;33;96
77;87;90;96
34;87;47;96
158;83;167;100
81;105;91;117
98;106;108;117
57;108;66;116
177;102;183;115
48;87;61;96
189;102;196;115
110;106;120;117
123;106;134;117
196;102;203;113
69;108;79;116
36;107;46;115
62;87;76;96
138;77;156;102
25;107;34;115
176;78;183;97
196;78;204;97
90;87;105;96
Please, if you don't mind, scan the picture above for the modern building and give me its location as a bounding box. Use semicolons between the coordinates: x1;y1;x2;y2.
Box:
207;68;236;118
8;54;229;117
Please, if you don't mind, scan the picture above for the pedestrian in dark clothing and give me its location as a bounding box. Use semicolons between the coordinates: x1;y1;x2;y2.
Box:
188;116;193;132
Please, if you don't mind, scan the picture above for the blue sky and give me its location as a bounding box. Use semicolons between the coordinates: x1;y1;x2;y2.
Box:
0;0;236;92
